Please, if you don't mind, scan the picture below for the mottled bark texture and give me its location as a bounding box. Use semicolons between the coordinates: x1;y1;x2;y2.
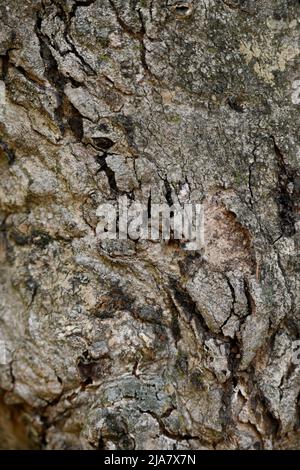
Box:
0;0;299;450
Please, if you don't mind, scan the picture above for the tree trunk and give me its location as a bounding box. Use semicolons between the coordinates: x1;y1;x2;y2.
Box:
0;0;299;450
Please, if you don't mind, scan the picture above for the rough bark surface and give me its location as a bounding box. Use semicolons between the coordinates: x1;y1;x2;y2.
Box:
0;0;299;450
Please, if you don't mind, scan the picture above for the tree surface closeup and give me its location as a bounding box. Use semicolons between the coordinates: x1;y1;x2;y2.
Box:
0;0;299;450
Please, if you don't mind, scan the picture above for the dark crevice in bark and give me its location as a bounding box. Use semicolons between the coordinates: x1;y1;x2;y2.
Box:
51;0;96;75
27;276;39;307
64;99;84;140
168;275;243;379
35;12;83;138
243;277;256;317
255;388;281;438
0;216;8;264
39;414;50;448
1;44;46;89
227;335;242;374
35;16;67;134
0;139;16;165
223;281;242;376
95;152;118;193
0;396;38;450
271;136;296;238
108;0;144;40
147;191;152;218
12;63;46;88
226;96;245;113
35;18;65;88
248;145;258;205
219;380;235;441
296;392;300;430
131;359;140;379
225;277;236;317
168;277;212;337
0;50;10;81
76;350;111;384
108;0;158;80
169;278;199;322
164;178;174;208
137;9;159;80
170;307;181;345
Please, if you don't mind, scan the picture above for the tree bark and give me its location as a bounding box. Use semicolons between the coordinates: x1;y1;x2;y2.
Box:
0;0;299;450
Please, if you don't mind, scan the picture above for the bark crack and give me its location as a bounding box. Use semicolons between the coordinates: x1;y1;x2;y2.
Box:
271;136;296;238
